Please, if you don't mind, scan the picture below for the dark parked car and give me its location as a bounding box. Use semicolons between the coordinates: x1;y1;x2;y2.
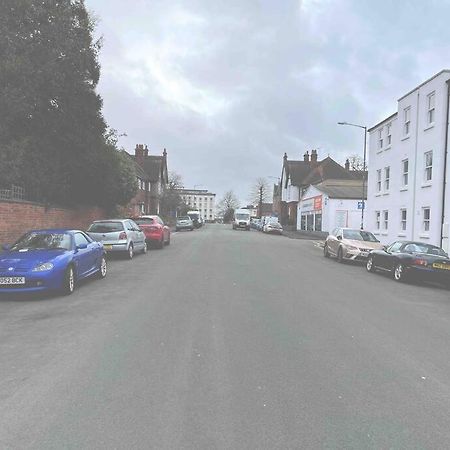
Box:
366;241;450;286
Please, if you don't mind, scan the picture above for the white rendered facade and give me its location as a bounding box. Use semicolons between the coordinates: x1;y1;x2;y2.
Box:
366;70;450;251
178;189;216;221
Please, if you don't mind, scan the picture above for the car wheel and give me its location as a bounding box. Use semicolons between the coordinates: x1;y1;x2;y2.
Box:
166;235;171;246
190;227;194;231
175;227;179;232
142;241;148;254
366;256;376;273
337;247;344;263
97;255;107;279
62;265;75;295
127;243;134;260
393;262;405;282
323;244;330;258
158;237;164;249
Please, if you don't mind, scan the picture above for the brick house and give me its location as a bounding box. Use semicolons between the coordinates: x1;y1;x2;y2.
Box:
280;150;363;226
124;144;169;216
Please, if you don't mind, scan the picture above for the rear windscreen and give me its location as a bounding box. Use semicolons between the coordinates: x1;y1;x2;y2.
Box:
88;222;124;233
133;218;155;225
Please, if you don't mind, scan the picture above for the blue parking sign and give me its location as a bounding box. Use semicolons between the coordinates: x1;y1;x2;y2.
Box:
357;201;365;209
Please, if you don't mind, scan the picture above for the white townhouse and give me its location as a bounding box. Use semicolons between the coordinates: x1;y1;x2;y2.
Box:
366;69;450;252
176;188;216;222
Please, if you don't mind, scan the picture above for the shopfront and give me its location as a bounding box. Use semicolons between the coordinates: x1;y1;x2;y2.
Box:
299;195;322;231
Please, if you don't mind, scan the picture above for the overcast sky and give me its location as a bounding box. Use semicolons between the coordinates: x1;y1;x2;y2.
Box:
86;0;450;204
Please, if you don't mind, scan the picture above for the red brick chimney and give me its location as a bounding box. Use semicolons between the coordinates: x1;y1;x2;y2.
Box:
135;144;145;167
304;151;309;162
310;149;318;167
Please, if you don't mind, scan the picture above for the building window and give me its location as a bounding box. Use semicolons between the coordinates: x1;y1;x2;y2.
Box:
402;159;409;186
427;92;435;124
424;151;433;181
383;210;389;230
384;166;390;191
375;211;380;230
400;209;407;231
404;107;411;135
386;123;392;145
423;207;430;232
376;169;382;192
378;128;383;149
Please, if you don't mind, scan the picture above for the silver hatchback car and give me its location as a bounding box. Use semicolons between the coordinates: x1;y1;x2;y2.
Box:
87;219;147;259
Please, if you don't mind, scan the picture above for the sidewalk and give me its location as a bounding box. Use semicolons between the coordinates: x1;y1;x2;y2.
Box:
282;230;328;241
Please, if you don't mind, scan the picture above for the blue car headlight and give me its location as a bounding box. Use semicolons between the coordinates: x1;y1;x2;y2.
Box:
32;262;54;272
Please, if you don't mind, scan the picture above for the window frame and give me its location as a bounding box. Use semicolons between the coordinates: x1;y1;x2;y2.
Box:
383;210;389;230
423;207;431;232
384;166;390;191
400;208;407;232
427;92;435;125
401;159;409;187
376;169;382;193
404;107;411;136
424;151;433;182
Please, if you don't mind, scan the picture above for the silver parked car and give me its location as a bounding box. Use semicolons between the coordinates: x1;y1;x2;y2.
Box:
263;218;283;234
87;219;147;259
176;216;194;231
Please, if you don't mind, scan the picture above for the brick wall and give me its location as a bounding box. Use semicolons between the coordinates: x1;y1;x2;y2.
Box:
0;200;108;244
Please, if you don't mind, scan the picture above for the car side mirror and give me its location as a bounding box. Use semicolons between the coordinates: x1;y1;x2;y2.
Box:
382;245;388;251
77;243;88;250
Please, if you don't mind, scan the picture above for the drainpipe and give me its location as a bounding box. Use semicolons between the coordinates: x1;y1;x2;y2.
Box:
440;79;450;248
411;91;420;238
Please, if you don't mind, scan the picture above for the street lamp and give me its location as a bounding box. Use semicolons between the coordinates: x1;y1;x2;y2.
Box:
338;121;367;230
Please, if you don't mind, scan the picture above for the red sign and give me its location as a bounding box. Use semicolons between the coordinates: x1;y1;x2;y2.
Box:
314;196;322;211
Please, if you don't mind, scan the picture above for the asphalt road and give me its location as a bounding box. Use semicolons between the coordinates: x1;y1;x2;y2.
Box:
1;224;450;449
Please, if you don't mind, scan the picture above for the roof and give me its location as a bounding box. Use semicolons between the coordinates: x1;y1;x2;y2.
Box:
311;178;366;199
143;156;165;182
286;161;312;186
398;69;450;101
122;151;149;180
368;112;398;133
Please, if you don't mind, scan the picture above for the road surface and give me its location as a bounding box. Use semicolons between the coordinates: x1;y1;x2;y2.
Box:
1;224;450;449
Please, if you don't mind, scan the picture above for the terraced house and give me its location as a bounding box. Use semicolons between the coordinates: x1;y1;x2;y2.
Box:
366;69;450;252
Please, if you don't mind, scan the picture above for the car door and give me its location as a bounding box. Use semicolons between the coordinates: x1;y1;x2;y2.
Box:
73;232;92;277
378;241;402;270
130;219;145;249
328;228;340;256
125;220;138;249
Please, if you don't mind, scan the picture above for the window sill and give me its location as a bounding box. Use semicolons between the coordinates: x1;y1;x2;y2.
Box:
375;193;382;197
381;232;388;236
400;187;408;192
398;233;407;237
401;135;410;141
376;149;383;154
419;234;430;239
424;123;435;131
382;192;390;196
421;182;432;188
384;144;392;151
374;232;380;235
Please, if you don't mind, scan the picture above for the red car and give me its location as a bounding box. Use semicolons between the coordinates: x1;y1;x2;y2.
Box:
131;216;171;249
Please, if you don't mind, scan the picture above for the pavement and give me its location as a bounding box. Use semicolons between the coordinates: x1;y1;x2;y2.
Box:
1;224;450;449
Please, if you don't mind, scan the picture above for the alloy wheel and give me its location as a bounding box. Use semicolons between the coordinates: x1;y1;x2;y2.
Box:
366;256;375;272
394;263;404;281
128;244;134;260
99;256;107;278
323;244;330;258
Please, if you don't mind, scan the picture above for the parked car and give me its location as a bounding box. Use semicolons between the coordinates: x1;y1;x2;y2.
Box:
250;218;261;230
263;218;283;234
87;219;147;258
187;210;202;228
131;215;171;248
0;229;106;295
176;216;194;231
324;228;383;262
366;241;450;285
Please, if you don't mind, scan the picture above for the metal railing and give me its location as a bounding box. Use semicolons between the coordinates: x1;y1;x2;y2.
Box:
0;185;25;201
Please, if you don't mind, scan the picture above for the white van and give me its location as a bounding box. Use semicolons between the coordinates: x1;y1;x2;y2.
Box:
232;209;251;230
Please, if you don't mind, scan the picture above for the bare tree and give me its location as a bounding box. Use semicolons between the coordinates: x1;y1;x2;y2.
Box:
218;190;240;213
248;177;271;205
347;154;365;171
160;171;185;218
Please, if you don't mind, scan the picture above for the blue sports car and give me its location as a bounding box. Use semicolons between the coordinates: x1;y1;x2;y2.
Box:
0;229;107;295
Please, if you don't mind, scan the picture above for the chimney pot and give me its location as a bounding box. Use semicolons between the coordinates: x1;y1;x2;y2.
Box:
304;151;310;162
345;158;350;170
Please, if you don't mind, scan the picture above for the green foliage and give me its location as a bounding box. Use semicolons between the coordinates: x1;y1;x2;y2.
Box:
0;0;135;208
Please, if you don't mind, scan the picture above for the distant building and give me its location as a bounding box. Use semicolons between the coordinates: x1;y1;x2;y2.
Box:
298;179;366;232
366;69;450;252
176;188;216;222
125;144;168;216
280;149;362;227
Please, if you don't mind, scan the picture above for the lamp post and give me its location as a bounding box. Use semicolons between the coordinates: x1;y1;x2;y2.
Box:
338;121;367;230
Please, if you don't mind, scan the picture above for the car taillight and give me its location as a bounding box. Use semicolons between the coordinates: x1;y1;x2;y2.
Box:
412;258;427;266
119;232;127;239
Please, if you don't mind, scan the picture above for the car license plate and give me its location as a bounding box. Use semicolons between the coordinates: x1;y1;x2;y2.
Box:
360;251;369;258
0;277;25;285
433;262;450;270
103;245;113;250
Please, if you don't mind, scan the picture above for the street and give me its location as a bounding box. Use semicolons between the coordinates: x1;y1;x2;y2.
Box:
1;224;450;449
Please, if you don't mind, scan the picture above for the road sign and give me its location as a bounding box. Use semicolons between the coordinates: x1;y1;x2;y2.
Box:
357;201;365;209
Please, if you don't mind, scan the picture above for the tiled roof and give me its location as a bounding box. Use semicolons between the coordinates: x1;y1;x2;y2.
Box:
313;178;366;199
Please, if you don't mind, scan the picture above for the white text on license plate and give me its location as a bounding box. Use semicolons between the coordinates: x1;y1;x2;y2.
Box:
0;277;25;285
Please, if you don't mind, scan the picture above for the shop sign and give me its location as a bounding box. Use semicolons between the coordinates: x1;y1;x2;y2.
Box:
302;195;322;212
